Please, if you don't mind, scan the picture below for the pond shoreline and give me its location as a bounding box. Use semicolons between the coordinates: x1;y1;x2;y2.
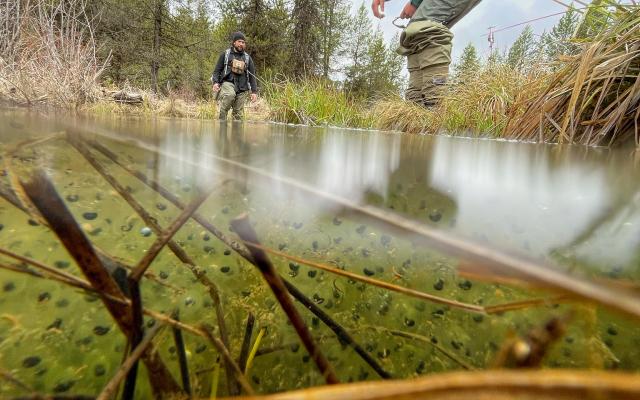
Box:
2;92;638;150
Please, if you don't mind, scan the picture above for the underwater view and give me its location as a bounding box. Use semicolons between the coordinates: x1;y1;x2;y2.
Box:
1;109;640;398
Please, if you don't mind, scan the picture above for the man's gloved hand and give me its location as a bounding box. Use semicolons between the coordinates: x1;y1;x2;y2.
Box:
371;0;387;18
399;1;417;19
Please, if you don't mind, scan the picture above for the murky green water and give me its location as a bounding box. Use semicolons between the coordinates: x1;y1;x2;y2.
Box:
1;109;639;397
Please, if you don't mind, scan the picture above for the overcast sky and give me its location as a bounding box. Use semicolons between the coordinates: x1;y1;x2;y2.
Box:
357;0;588;62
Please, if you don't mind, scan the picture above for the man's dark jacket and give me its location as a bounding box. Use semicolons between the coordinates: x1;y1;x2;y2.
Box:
211;47;257;93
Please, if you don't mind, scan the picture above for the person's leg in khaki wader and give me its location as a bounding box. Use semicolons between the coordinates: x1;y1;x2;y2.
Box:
218;82;236;120
372;0;481;107
231;90;249;120
218;82;249;121
403;22;452;107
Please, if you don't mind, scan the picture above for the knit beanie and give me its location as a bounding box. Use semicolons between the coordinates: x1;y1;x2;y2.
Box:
231;32;246;43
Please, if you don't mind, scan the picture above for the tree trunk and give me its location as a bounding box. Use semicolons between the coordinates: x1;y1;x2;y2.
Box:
321;0;336;79
292;0;319;78
151;0;162;94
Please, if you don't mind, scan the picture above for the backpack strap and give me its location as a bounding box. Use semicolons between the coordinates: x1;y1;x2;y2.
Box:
244;53;252;92
223;48;231;77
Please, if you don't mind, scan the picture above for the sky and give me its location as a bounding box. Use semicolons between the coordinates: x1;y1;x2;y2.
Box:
356;0;587;62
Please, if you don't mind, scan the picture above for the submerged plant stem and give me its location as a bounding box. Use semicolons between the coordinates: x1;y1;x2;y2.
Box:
67;135;239;396
18;169;181;397
231;213;340;385
362;325;476;371
238;313;256;373
97;323;167;400
244;327;266;375
89;138;392;379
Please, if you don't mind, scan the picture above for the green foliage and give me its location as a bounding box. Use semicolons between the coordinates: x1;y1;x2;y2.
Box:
344;3;404;99
364;31;404;96
261;77;375;127
290;0;321;77
218;0;292;77
92;0;220;95
575;0;612;39
541;6;580;63
343;2;373;96
318;0;351;78
454;43;481;82
507;25;536;71
165;3;218;98
486;49;504;66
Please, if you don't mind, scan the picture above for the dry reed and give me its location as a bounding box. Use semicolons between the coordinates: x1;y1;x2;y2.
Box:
0;0;107;106
505;6;640;146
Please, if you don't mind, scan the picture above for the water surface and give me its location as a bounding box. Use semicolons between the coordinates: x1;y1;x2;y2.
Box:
1;110;639;397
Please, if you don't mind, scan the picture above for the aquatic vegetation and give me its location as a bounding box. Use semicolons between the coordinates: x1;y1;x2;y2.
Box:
1;115;640;399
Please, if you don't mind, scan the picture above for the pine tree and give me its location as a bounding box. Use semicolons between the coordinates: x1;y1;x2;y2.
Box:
318;0;350;79
291;0;321;77
365;29;389;93
542;6;580;62
166;0;217;97
455;43;480;82
214;0;291;77
507;25;536;71
384;32;405;93
487;49;504;66
344;2;372;95
92;0;186;93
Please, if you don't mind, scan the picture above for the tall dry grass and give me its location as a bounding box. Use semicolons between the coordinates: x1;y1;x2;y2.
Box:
373;63;536;137
0;0;106;107
83;86;274;121
372;96;435;134
84;90;218;119
505;7;640;147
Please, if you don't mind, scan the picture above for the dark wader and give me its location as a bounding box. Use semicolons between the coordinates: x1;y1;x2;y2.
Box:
399;0;481;107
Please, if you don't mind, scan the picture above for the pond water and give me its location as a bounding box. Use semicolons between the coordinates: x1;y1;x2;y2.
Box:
1;109;639;398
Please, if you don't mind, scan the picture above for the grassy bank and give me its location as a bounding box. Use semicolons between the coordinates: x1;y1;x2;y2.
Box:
372;63;534;136
261;78;377;128
81;78;376;128
78;66;526;135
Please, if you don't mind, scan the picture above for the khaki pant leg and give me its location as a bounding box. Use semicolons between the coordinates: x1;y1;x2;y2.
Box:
406;54;422;103
218;82;237;120
406;57;450;106
403;24;452;107
232;91;249;121
419;63;450;106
